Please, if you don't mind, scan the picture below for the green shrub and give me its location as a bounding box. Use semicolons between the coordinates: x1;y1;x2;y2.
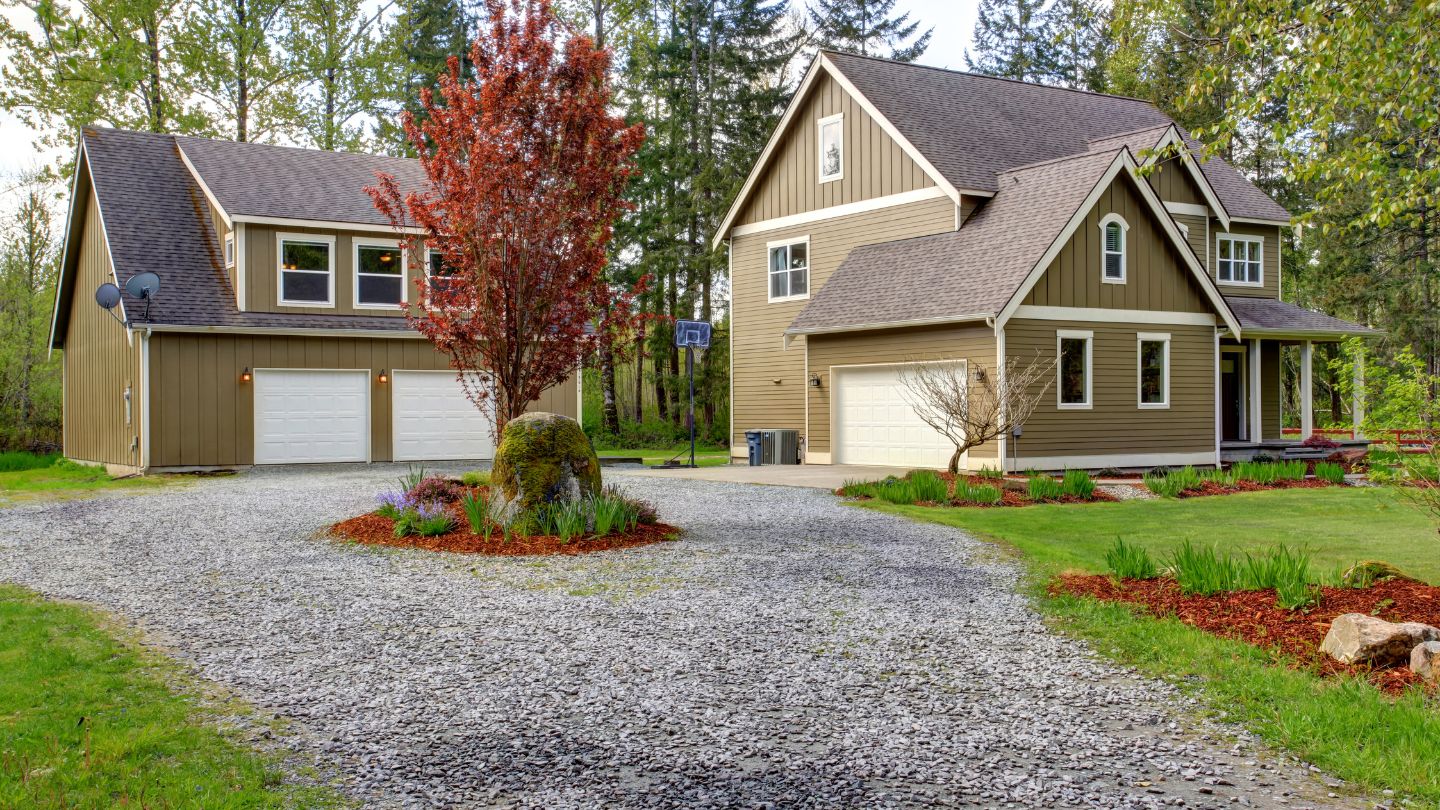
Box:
876;480;918;505
1061;469;1096;500
1027;475;1064;501
591;493;640;536
954;480;1002;505
0;451;60;472
838;479;876;498
1313;461;1346;484
601;484;658;525
1275;460;1306;481
1105;537;1159;580
1233;460;1275;484
1143;472;1185;498
1168;540;1243;595
392;500;454;538
1239;545;1317;609
459;489;492;536
460;470;491;487
533;500;588;542
906;470;949;503
1171;466;1202;491
1200;467;1236;487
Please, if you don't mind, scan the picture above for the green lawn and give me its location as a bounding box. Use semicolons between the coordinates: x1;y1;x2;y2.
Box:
0;459;178;507
860;486;1440;804
866;486;1439;583
0;584;334;808
596;447;732;467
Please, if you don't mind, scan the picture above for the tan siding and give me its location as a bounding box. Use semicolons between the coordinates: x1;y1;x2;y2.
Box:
245;224;423;316
148;333;578;467
63;188;144;468
1006;319;1216;458
1209;222;1281;299
1145;157;1205;206
1023;173;1212;313
730;197;957;452
1172;213;1207;267
737;73;936;226
959;195;982;226
805;325;999;461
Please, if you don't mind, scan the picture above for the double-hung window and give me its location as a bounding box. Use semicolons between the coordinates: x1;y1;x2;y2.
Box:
818;113;843;183
354;238;406;308
426;249;462;301
224;233;235;269
1057;330;1093;409
277;233;335;306
767;238;809;302
1217;234;1263;285
1099;213;1127;283
1137;332;1170;408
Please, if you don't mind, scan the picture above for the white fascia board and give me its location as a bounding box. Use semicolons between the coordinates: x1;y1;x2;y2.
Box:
142;323;425;339
1012;305;1216;326
49;137;89;352
232;214;426;235
1230;216;1292;226
175;142;232;228
730;187;947;239
785;313;991;336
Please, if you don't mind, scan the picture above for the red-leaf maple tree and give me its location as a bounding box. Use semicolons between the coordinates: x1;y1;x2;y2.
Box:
367;0;645;433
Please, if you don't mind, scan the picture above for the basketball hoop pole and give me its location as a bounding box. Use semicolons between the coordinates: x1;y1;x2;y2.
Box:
687;346;696;468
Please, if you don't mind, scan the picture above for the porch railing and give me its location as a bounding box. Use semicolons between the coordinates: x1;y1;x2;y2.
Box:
1280;427;1437;452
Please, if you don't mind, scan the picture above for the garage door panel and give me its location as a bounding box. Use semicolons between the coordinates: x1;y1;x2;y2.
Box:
254;370;369;465
392;371;494;461
833;364;960;468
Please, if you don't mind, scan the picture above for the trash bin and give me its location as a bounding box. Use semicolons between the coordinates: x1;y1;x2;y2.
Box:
745;430;764;466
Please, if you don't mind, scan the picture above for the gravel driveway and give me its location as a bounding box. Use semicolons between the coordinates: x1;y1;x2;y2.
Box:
0;466;1361;809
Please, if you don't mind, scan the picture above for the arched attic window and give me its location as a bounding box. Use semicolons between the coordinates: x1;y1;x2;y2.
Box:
1099;213;1128;283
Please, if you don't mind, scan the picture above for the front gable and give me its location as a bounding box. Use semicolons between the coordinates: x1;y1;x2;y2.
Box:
1145;156;1208;209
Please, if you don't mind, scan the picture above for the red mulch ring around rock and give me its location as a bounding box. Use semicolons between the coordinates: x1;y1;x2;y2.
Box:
329;505;680;556
1053;574;1440;694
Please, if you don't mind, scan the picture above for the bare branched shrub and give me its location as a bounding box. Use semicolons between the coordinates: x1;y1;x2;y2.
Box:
900;356;1056;473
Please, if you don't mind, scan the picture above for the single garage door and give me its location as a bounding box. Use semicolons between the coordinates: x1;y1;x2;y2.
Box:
254;369;370;464
392;371;494;461
832;363;961;468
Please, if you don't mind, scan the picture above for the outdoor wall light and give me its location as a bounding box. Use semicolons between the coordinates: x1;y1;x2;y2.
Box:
809;373;822;388
240;367;252;383
378;369;389;384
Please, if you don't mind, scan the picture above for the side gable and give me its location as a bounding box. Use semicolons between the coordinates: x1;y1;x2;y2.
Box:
50;142;120;349
1023;169;1215;314
735;70;939;227
1146;156;1207;208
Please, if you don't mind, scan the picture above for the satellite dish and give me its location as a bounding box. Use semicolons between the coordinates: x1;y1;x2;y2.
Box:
124;271;161;300
95;283;122;310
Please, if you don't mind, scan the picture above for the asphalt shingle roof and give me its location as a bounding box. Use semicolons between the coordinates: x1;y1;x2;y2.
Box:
788;149;1122;334
1224;296;1377;335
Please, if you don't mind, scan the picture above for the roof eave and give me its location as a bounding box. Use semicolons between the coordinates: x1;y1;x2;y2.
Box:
785;313;992;336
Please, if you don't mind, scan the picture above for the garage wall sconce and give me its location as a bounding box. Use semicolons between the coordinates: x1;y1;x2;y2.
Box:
377;369;389;384
240;367;252;383
808;373;822;388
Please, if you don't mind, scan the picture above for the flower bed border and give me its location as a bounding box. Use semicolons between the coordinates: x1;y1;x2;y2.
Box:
330;510;681;556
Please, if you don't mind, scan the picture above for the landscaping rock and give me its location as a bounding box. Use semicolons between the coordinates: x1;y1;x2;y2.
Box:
1412;641;1440;682
490;412;601;525
1320;613;1440;666
1340;560;1414;587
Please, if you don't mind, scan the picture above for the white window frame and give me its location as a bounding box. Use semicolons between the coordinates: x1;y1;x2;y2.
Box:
1098;213;1128;284
766;236;810;303
223;232;235;269
1137;331;1171;409
276;232;336;308
1216;232;1264;287
1056;329;1093;410
817;113;844;184
353;237;408;310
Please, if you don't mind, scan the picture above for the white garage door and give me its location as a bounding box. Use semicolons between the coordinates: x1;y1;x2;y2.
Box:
254;370;370;464
833;363;961;468
392;371;495;461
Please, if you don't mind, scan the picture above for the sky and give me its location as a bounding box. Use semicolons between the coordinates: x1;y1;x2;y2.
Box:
0;0;981;185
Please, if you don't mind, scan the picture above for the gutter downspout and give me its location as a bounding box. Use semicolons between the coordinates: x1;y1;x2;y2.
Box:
988;316;1007;473
141;328;151;472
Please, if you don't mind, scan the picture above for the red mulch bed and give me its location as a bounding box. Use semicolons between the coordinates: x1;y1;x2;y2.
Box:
1170;478;1337;499
1053;574;1440;694
329;494;680;556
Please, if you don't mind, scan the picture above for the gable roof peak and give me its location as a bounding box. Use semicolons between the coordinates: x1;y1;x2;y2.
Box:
819;50;1156;106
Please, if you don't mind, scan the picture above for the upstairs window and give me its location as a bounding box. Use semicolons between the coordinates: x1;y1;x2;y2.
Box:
1217;234;1263;285
1099;213;1127;283
426;249;462;299
355;239;406;308
277;234;334;306
818;114;843;183
1137;333;1170;408
224;233;235;268
767;238;809;302
1057;330;1093;409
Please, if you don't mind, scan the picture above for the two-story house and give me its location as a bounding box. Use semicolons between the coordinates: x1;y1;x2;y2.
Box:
716;51;1374;471
51;127;578;473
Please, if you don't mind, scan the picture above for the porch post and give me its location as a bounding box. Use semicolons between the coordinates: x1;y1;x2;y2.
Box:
1352;344;1366;439
1249;340;1262;441
1300;340;1314;439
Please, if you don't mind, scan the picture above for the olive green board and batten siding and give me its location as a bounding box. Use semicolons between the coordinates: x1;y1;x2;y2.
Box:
63;188;144;468
243;223;419;316
1144;157;1207;207
146;332;577;468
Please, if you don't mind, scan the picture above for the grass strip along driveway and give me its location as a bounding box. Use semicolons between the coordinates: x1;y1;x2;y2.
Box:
0;584;332;809
0;454;177;507
860;486;1440;805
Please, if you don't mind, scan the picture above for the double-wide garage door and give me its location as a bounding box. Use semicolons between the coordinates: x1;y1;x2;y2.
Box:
832;363;960;468
252;369;493;465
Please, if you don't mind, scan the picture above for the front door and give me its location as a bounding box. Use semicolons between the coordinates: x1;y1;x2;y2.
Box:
1220;348;1247;441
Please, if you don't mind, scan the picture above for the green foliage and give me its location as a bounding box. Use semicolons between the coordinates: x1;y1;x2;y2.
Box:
1313;462;1346;485
459;489;492;536
0;181;63;452
1329;338;1440;438
1027;475;1064;501
460;470;491;487
1143;466;1201;498
1104;537;1158;580
393;501;454;538
1233;460;1306;485
875;478;920;505
809;0;932;62
1341;560;1411;589
954;480;1003;505
398;464;428;494
590;493;641;536
1239;545;1317;609
0;451;58;472
905;470;949;503
1167;540;1243;596
531;500;588;542
1200;467;1236;487
976;465;1005;480
1060;468;1095;500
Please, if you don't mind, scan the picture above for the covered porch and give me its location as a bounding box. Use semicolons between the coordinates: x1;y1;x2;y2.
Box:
1218;297;1379;462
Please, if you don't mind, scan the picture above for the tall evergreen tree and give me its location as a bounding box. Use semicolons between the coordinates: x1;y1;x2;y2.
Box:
1042;0;1109;90
378;0;471;153
965;0;1052;81
808;0;932;62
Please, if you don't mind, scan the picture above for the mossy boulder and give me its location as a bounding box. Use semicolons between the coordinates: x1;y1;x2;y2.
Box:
491;412;601;526
1341;560;1416;587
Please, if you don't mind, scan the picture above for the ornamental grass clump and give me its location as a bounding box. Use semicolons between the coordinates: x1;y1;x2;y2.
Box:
1104;537;1159;580
397;464;428;493
976;466;1005;480
1201;467;1236;487
459;489;492;537
590;493;641;536
1240;545;1317;609
1144;466;1202;498
954;480;1002;505
1061;469;1095;500
394;500;454;538
532;500;588;542
907;470;949;503
1027;475;1064;501
1313;461;1346;484
838;479;876;499
1168;540;1242;595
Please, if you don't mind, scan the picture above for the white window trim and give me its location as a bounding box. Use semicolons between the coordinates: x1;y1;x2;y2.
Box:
276;232;336;308
1137;331;1171;409
1056;329;1093;410
766;236;811;303
1098;213;1128;284
817;113;844;184
223;232;235;269
1215;232;1264;287
352;236;408;310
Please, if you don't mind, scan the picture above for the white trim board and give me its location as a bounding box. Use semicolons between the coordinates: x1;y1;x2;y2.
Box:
143;323;424;339
233;214;426;235
1164;201;1210;217
175;143;233;228
1012;305;1216;326
787;312;990;336
729;187;947;239
1009;450;1217;471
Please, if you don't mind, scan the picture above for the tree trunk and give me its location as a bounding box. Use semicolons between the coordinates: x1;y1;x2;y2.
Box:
948;447;961;475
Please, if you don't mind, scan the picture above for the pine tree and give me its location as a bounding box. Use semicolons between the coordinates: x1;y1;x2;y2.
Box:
965;0;1052;82
808;0;932;62
378;0;471;154
1042;0;1109;90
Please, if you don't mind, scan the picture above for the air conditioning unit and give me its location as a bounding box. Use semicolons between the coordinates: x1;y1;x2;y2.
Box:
760;429;800;465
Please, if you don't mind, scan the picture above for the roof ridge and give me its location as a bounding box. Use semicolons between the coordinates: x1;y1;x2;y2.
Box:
174;132;418;164
1087;123;1174;146
999;146;1124;177
820;49;1157;106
